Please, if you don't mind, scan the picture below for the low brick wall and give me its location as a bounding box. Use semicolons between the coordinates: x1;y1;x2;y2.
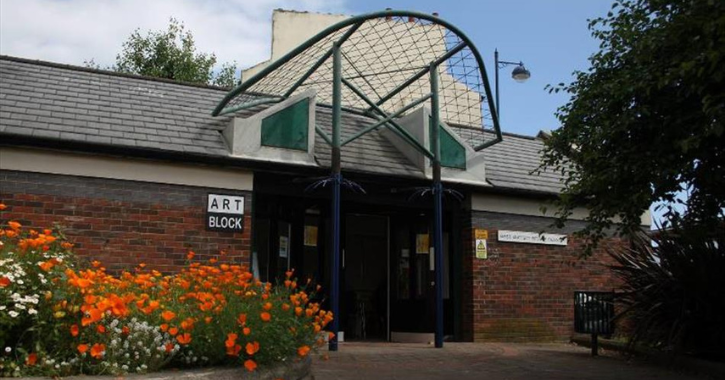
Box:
0;170;252;272
462;210;623;342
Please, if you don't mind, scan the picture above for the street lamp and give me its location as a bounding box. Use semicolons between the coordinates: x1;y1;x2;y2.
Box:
494;49;530;121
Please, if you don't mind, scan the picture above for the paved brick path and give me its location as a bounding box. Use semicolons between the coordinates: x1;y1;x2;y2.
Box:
312;342;704;379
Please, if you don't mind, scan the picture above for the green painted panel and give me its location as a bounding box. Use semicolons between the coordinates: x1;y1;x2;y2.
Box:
261;98;309;151
429;118;466;169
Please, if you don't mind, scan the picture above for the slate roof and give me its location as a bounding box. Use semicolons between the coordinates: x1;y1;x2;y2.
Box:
0;56;563;194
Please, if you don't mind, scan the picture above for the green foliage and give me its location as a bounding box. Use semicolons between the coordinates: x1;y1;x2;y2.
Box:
541;0;725;252
88;18;239;87
609;226;725;357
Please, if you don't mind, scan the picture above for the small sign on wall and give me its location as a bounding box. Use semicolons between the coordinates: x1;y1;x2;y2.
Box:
304;226;318;247
497;230;567;246
475;229;488;259
416;234;429;254
206;194;245;232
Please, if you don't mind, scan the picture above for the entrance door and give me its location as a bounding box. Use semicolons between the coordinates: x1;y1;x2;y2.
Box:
342;214;388;341
389;213;451;342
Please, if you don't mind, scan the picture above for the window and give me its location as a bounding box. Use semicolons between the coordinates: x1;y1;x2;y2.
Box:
428;118;466;169
261;98;309;151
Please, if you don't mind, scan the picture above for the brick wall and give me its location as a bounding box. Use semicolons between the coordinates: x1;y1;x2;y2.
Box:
463;210;623;342
0;170;252;272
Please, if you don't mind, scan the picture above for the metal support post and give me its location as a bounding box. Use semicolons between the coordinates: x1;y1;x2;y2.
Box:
329;42;342;352
430;63;444;349
495;49;500;118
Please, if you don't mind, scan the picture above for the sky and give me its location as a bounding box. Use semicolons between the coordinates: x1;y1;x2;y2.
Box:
0;0;614;137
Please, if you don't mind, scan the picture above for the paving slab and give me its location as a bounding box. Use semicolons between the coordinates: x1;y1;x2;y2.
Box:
312;342;706;380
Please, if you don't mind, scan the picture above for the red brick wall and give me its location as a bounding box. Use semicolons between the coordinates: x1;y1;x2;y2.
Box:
463;211;623;342
1;170;252;273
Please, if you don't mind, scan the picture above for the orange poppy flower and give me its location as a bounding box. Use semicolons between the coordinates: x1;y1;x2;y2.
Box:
165;342;175;353
77;344;89;354
204;316;213;324
282;303;290;311
0;203;6;211
90;343;105;359
245;341;260;356
160;323;169;332
161;310;176;322
244;359;257;372
176;333;192;344
39;261;54;272
8;221;21;231
263;302;273;311
26;353;37;366
227;343;241;356
181;318;194;331
260;312;271;322
168;327;179;336
122;326;130;335
0;277;9;287
225;333;238;348
295;307;303;316
96;325;106;333
243;327;251;336
70;324;79;337
187;251;195;260
297;345;311;357
81;308;103;326
237;313;247;326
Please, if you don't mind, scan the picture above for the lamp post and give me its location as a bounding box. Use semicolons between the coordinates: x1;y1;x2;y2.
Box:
494;49;530;120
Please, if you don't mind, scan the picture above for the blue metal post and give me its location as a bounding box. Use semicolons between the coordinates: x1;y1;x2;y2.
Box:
329;42;342;352
430;63;444;348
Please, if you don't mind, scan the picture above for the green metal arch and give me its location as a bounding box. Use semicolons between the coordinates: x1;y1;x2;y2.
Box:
212;9;502;150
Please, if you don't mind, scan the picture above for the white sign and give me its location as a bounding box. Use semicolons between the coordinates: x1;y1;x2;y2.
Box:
206;194;245;232
207;194;245;214
497;230;568;246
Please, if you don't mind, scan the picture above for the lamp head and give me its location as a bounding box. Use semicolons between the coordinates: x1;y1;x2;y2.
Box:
511;64;530;83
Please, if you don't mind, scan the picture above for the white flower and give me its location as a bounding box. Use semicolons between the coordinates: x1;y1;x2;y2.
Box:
16;279;23;285
8;311;19;318
4;347;11;353
28;308;37;315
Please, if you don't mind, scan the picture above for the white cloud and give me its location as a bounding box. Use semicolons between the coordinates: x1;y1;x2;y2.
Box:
0;0;347;71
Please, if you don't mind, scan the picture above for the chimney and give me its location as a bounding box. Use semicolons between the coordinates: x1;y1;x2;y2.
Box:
408;16;415;23
432;12;439;17
386;8;392;20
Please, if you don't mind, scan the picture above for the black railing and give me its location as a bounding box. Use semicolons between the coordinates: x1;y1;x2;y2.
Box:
574;291;615;356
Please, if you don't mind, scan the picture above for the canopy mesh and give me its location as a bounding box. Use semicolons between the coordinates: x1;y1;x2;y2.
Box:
216;12;496;134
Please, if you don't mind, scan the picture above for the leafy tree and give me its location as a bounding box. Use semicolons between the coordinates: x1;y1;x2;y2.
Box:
542;0;724;252
87;18;239;87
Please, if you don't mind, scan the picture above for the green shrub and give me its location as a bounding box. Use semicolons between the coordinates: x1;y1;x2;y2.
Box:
609;225;725;359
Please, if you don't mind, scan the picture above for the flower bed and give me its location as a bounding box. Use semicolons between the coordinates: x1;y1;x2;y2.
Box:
0;204;332;378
